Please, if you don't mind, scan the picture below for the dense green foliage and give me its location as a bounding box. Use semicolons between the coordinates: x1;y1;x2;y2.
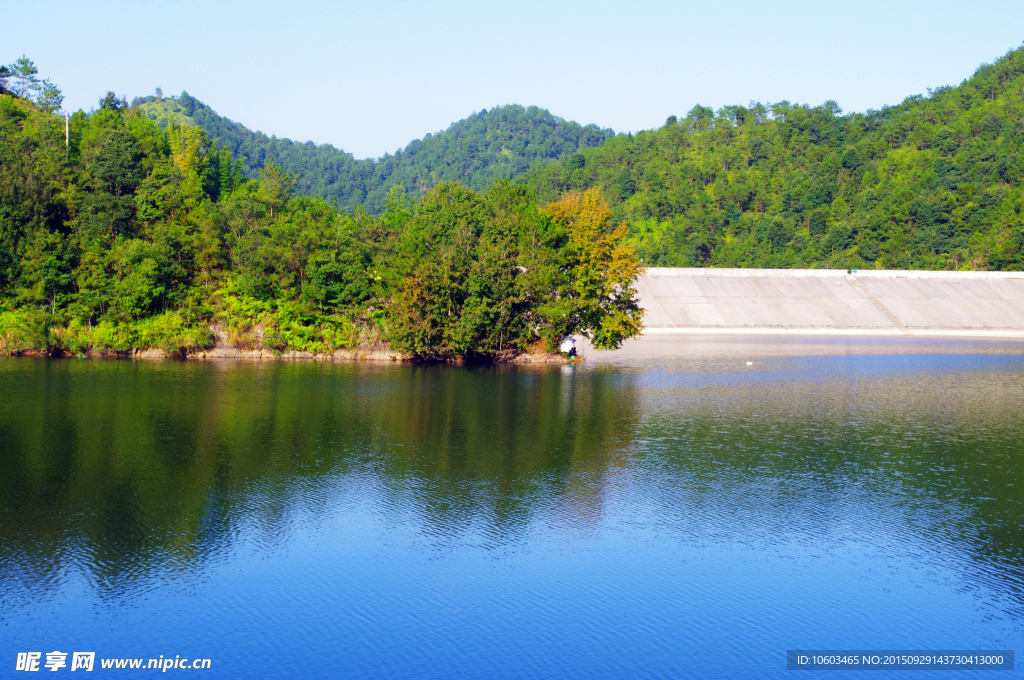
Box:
133;46;1024;273
6;44;1024;357
521;47;1024;271
133;93;614;214
384;185;642;357
0;88;641;357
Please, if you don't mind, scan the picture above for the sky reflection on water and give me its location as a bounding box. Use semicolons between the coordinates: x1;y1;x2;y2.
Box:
1;345;1022;678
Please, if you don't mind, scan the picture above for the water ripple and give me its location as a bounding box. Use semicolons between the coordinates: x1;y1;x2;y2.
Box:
0;353;1022;677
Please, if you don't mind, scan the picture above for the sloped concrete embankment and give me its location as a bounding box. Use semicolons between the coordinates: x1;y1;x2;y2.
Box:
638;268;1024;338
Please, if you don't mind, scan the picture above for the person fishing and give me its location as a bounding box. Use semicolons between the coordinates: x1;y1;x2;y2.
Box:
559;336;578;358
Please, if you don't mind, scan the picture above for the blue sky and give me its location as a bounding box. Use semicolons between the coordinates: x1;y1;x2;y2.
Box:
8;0;1024;158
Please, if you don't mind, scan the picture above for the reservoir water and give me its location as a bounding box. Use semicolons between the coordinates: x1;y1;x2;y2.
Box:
2;340;1022;678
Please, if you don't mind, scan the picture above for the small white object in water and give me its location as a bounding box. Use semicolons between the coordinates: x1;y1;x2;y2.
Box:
746;361;753;365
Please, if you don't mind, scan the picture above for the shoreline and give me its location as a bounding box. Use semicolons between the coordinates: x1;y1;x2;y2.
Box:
582;330;1024;363
2;346;570;364
641;326;1024;339
6;326;1023;365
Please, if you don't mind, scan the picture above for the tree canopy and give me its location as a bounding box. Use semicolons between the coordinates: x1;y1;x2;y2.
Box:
0;82;642;358
133;94;615;214
5;43;1024;359
520;47;1024;271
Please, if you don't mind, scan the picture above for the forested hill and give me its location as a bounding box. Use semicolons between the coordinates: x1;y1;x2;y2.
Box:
0;87;641;359
521;46;1024;271
133;94;614;213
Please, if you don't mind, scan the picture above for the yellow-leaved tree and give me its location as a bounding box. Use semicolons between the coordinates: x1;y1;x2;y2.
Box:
541;188;645;350
167;121;210;177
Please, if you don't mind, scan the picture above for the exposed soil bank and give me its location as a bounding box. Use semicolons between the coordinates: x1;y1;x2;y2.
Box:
5;345;568;365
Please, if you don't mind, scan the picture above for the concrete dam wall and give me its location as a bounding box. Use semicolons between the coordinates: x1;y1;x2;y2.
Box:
637;268;1024;338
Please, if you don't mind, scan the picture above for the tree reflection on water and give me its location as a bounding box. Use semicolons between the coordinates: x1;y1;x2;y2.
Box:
0;355;1021;618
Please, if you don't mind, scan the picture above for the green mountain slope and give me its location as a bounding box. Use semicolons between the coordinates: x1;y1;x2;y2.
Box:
134;94;614;213
0;92;638;358
521;47;1024;271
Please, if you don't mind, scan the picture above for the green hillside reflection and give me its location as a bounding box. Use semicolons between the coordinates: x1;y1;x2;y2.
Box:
1;357;1021;613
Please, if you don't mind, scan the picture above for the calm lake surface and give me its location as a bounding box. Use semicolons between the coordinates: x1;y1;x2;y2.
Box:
2;340;1023;678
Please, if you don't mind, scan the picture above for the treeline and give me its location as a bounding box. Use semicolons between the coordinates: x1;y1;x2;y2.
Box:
0;88;641;358
5;44;1024;357
133;93;615;214
0;55;63;112
142;46;1024;273
520;46;1024;271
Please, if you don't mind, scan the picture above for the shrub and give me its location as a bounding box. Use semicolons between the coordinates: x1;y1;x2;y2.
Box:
0;309;48;354
135;312;215;352
48;318;93;354
90;322;136;352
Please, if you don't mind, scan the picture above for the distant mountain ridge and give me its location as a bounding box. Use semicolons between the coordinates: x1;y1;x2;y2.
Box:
519;46;1024;271
129;45;1024;272
133;94;614;212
